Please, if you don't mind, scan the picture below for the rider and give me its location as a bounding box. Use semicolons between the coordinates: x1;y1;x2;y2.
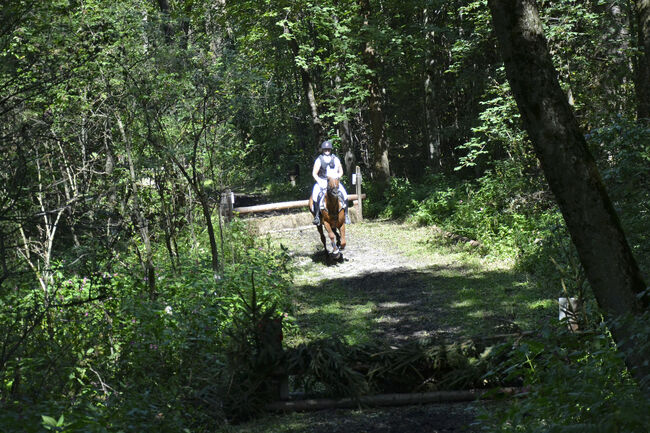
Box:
311;140;350;225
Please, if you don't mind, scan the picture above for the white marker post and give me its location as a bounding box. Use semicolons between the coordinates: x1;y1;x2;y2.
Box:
355;166;363;222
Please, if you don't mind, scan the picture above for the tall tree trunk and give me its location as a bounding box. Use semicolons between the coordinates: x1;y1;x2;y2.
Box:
359;0;390;192
199;191;221;278
635;0;650;119
488;0;649;393
283;22;324;147
156;0;173;43
332;14;355;174
117;115;156;296
158;145;221;279
335;72;355;174
424;6;442;170
155;172;178;273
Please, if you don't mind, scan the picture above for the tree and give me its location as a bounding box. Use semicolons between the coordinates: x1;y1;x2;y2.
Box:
488;0;649;393
635;0;650;119
359;0;390;191
281;17;324;147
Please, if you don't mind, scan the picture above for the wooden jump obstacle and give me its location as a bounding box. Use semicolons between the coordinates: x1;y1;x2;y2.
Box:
220;166;365;223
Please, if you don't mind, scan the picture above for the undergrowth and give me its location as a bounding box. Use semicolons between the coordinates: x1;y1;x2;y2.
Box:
0;220;294;432
477;314;650;432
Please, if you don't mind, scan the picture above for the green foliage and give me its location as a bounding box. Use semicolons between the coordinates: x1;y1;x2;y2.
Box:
455;75;532;173
409;161;550;257
479;318;650;433
0;222;293;432
2;0;648;430
587;119;650;276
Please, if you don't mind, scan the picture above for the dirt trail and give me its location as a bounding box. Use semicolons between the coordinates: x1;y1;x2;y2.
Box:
269;220;527;345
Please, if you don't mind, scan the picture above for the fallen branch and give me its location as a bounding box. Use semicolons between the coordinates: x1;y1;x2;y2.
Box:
265;387;525;412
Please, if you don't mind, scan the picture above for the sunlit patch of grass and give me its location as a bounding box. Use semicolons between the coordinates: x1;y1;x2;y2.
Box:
287;282;376;346
468;310;488;318
528;299;554;309
452;299;475;308
279;221;555;345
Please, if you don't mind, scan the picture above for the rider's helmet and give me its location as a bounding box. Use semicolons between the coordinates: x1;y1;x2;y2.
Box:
320;140;333;152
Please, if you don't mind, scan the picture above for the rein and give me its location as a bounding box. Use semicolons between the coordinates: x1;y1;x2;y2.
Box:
323;182;345;216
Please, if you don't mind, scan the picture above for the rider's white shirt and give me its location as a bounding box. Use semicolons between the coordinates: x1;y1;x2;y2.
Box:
311;154;347;203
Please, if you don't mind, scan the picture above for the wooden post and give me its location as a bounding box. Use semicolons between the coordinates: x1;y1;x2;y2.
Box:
221;189;233;222
259;316;289;400
355;166;363;222
558;297;581;332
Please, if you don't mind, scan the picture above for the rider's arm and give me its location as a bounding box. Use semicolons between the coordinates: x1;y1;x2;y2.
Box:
336;157;344;178
312;159;322;183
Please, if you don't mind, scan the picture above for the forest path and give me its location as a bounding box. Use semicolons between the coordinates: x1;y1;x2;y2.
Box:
230;221;542;433
269;220;534;346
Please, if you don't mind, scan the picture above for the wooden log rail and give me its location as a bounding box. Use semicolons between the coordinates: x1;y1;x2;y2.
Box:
221;165;365;222
265;387;525;412
233;194;366;215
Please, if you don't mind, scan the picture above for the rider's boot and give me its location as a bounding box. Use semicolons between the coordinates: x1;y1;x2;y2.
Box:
312;196;321;225
336;190;351;224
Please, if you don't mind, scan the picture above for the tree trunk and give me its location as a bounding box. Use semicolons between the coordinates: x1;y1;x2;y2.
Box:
117;115;156;296
156;0;173;43
335;72;355;174
488;0;649;392
266;388;523;412
424;7;442;170
198;190;221;279
160;149;221;279
154;172;178;273
359;0;390;192
283;22;324;147
635;0;650;119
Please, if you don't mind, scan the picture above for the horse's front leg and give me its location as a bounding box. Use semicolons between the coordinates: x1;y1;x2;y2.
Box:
316;224;327;252
323;221;340;256
339;220;346;251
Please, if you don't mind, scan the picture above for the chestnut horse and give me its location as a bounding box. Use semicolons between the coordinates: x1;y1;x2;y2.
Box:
309;176;346;258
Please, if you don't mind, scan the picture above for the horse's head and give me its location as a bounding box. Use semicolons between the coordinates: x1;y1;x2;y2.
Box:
327;176;340;197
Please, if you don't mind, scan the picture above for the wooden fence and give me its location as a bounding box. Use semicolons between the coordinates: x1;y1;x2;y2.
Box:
220;166;365;222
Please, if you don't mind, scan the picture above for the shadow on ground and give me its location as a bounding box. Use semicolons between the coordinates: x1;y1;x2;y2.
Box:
292;264;547;344
231;402;486;433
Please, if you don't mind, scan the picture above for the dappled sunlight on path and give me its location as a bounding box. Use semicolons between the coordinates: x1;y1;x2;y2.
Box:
270;222;552;346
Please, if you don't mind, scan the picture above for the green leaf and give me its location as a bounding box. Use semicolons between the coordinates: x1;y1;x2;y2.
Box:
41;415;58;426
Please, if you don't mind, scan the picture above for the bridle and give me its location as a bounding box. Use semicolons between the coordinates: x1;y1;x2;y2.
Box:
324;177;344;218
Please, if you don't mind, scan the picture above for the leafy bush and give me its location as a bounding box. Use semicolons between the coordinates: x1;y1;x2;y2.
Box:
479;317;650;432
587;119;650;276
0;220;293;432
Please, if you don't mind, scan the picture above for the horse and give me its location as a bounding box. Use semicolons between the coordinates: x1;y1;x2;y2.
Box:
309;176;346;259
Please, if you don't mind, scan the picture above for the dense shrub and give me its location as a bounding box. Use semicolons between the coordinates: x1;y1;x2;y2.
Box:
479;315;650;432
0;220;293;432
